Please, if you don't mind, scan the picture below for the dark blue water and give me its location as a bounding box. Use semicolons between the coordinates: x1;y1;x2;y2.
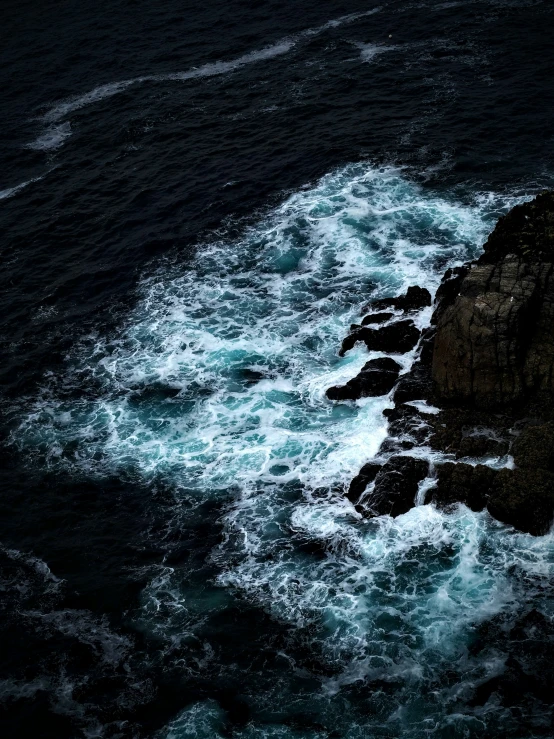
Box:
2;1;554;737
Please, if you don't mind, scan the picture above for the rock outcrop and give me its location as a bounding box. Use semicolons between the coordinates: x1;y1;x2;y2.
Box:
432;192;554;409
331;192;554;535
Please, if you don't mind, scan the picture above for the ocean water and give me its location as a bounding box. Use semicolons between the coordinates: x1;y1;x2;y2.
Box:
2;0;554;737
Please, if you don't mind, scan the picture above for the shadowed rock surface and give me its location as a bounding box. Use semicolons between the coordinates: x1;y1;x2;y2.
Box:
326;357;401;401
361;312;394;326
339;319;420;357
432;192;554;409
359;456;429;518
361;285;432;314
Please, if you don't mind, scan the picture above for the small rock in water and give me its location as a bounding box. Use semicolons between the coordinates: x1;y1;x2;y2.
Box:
361;456;429;517
361;285;431;314
347;462;382;502
361;312;394;326
339;319;420;356
326;357;401;401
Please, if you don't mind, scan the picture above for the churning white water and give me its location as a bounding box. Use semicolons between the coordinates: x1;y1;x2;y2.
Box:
13;164;554;738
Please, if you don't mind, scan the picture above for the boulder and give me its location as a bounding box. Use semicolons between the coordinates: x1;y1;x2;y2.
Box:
488;468;554;536
347;462;381;502
361;312;394;326
326;358;401;401
382;404;431;447
360;456;429;517
339;320;420;357
430;462;494;512
362;285;432;314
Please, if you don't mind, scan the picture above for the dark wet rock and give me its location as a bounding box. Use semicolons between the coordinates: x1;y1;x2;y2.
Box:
431;266;469;325
393;328;436;404
378;437;416;454
431;462;494;512
361;312;394;326
383;404;431;446
432;193;554;409
432;462;554;535
429;408;510;456
393;362;432;404
360;456;429;517
512;421;554;471
241;368;266;384
343;194;554;535
362;285;432;314
347;462;381;502
480;191;554;265
455;433;509;459
326;358;401;401
339;320;420;357
488;468;554;536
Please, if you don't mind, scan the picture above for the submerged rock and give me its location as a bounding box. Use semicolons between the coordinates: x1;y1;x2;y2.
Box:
326;357;401;401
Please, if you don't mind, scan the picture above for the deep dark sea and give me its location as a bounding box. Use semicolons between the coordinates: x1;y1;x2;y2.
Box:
2;0;554;737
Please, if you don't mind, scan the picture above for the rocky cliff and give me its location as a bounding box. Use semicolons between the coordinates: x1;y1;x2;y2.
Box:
329;192;554;536
432;192;554;409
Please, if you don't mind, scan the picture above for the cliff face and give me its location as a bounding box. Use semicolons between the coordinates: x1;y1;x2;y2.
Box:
329;192;554;536
432;192;554;409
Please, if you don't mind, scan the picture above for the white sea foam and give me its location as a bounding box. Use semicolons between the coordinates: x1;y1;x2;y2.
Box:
355;42;397;63
13;164;544;736
0;173;46;200
39;8;383;137
26;121;72;151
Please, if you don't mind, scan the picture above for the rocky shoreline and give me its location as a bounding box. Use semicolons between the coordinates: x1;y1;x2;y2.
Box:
330;192;554;536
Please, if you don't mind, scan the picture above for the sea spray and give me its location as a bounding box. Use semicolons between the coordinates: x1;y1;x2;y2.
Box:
11;163;549;738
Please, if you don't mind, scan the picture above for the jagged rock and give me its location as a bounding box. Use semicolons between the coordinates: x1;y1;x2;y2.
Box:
326;358;401;401
347;462;381;502
360;456;429;517
455;433;509;459
339;320;420;357
480;191;554;264
431;461;554;535
431;462;494;512
362;285;432;314
429;408;510;455
342;193;554;535
432;193;554;408
393;328;436;404
431;266;469;325
383;404;431;446
512;422;554;470
393;360;432;404
361;312;394;326
488;468;554;536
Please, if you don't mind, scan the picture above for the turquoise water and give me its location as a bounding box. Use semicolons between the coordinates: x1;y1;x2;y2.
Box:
13;165;554;737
